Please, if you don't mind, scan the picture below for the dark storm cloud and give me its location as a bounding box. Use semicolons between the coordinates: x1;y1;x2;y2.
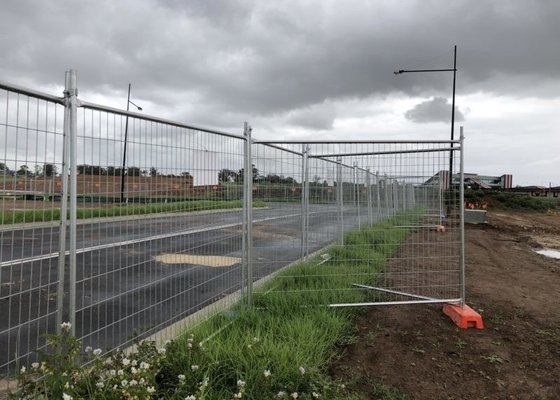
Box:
404;97;465;124
1;0;559;123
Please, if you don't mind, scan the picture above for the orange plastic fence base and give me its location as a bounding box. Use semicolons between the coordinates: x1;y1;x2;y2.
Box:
442;304;484;329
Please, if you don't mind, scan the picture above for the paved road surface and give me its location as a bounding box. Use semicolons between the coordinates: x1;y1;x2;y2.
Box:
0;202;379;375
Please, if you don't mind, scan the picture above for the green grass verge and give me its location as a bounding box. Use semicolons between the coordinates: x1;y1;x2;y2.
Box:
465;189;560;212
0;200;266;224
9;210;419;399
154;211;421;399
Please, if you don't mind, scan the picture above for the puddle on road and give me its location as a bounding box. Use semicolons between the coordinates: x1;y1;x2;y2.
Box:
534;249;560;259
154;254;241;267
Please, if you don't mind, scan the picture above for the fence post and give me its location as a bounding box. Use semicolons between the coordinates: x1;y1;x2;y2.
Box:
354;163;361;230
56;72;71;333
336;157;343;245
366;168;373;224
242;122;254;306
64;69;79;336
459;126;466;307
301;145;310;260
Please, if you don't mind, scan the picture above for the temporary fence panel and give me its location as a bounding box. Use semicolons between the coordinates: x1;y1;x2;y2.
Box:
71;101;249;354
0;72;465;396
253;140;463;309
0;80;66;383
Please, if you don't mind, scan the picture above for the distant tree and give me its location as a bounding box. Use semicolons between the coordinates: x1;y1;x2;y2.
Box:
17;165;30;177
149;167;159;177
0;162;11;175
265;173;281;184
106;166;118;176
43;163;58;177
127;167;142;177
237;165;259;183
181;172;192;178
34;165;43;177
219;169;238;183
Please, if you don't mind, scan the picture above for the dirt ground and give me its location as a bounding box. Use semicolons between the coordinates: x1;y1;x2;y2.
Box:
330;210;560;400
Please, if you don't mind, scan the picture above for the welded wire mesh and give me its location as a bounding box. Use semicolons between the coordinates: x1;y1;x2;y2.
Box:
254;141;463;307
0;85;66;385
0;74;464;397
72;105;248;353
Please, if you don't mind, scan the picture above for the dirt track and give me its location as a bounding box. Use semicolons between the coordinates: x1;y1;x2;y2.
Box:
331;211;560;399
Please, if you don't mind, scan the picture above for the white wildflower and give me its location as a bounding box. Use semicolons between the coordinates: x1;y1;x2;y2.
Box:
93;348;102;356
187;342;193;349
131;359;137;366
131;367;137;374
117;369;124;376
298;366;305;375
62;394;73;400
147;386;156;393
191;365;199;372
264;369;271;378
178;374;186;381
121;379;128;387
122;358;131;366
64;382;70;389
31;362;39;369
185;395;196;400
233;393;243;399
96;382;104;388
158;347;166;355
109;370;116;376
140;361;150;370
312;392;320;398
85;346;92;353
129;379;138;387
237;380;246;387
61;322;72;331
19;366;26;374
277;391;286;398
139;378;145;385
291;393;298;399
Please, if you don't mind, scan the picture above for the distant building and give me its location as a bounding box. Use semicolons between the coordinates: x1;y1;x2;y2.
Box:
425;171;513;190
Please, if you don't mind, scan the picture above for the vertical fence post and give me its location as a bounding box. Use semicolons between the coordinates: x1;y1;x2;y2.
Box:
366;168;373;224
375;171;381;218
353;163;361;230
242;122;253;306
57;72;71;333
66;69;78;336
301;145;310;260
336;157;343;245
459;126;466;307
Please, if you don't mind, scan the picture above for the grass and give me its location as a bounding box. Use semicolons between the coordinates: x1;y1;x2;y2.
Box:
11;210;420;399
151;210;422;399
464;189;560;212
0;199;266;224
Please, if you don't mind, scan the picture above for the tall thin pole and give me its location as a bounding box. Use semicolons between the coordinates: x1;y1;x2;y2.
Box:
449;45;457;186
68;69;78;336
120;83;131;203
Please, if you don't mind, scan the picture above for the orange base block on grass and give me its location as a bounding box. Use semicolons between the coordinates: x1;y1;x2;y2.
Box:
443;304;484;329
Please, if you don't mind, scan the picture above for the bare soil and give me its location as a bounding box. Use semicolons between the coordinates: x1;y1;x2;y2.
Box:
330;211;560;399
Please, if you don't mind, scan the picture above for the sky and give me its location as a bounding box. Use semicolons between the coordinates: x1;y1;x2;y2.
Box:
1;0;559;186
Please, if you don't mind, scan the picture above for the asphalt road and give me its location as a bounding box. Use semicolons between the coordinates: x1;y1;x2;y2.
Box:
0;202;376;375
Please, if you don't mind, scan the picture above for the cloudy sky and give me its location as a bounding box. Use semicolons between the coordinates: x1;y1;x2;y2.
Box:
1;0;559;186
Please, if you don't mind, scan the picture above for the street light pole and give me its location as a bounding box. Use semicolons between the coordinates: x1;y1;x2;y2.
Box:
120;84;142;204
394;45;457;189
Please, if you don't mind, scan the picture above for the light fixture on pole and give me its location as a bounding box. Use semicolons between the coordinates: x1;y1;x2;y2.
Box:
394;45;457;189
120;83;142;204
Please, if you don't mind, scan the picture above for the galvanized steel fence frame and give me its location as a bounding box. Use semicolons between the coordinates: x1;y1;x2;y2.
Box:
0;70;465;393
